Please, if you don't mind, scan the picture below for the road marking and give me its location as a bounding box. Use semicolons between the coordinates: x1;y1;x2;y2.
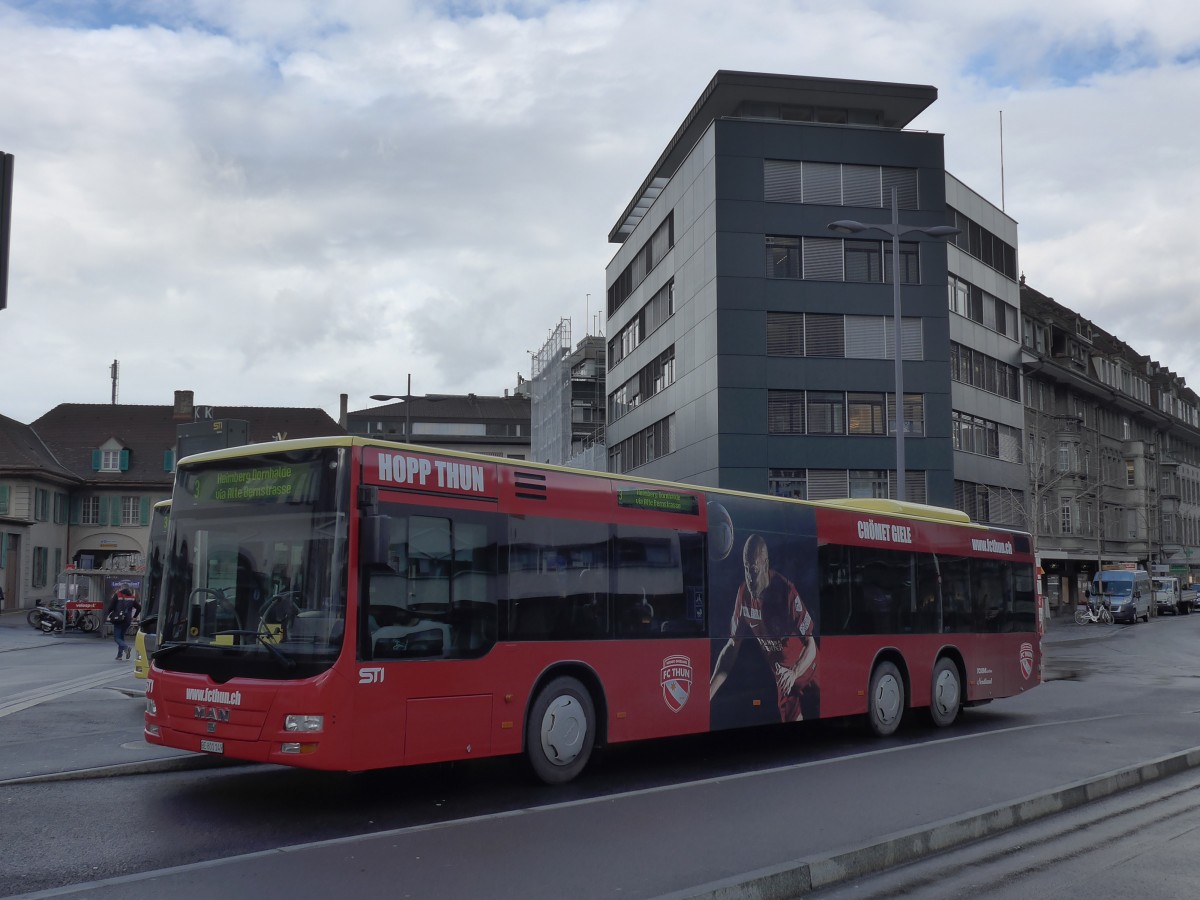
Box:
0;669;135;719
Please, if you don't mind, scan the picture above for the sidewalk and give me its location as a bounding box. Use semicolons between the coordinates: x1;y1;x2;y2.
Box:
0;608;235;784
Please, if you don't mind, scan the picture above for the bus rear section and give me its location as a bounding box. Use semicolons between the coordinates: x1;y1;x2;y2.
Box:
144;438;1040;783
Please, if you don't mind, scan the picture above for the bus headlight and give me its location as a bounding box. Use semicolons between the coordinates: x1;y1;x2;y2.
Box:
284;714;324;733
145;698;157;716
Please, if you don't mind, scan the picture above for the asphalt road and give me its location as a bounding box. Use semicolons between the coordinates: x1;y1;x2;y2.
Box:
2;609;1199;898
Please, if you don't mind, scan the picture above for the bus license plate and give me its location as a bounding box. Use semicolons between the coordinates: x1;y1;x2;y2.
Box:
200;740;224;754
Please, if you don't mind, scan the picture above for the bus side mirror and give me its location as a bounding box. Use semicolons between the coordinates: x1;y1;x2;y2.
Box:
360;515;395;572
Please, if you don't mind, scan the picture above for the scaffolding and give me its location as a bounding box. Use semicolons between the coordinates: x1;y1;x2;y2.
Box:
531;319;572;465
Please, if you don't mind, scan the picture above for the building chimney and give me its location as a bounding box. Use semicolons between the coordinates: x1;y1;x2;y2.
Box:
173;390;194;423
339;393;348;429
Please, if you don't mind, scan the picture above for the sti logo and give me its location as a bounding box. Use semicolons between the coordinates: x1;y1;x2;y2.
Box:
358;667;385;685
1019;643;1035;681
661;655;693;713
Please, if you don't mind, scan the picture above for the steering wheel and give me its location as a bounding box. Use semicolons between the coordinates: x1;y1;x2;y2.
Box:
256;590;305;638
189;587;242;633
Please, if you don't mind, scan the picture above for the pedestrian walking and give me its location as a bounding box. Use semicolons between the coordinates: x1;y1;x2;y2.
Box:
106;588;140;661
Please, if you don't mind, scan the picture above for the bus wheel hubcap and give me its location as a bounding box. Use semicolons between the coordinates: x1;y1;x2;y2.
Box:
875;674;901;725
541;695;586;766
934;669;959;715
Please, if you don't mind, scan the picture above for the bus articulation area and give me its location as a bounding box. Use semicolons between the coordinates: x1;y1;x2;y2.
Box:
144;437;1040;784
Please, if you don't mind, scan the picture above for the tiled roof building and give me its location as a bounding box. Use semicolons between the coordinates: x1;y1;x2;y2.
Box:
0;390;343;611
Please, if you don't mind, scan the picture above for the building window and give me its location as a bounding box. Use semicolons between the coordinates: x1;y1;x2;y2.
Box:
949;342;1020;400
767;312;922;361
607;213;674;317
33;546;49;588
101;449;121;471
948;275;1019;340
889;395;925;436
81;497;100;526
765;236;801;278
767;391;806;434
844;240;882;282
763;160;917;210
35;489;50;522
608;415;675;474
1060;500;1073;535
608;280;673;366
949;206;1018;280
847;393;887;435
768;468;806;499
609;346;676;423
121;496;140;527
849;469;889;498
807;392;846;434
952;412;1022;463
1126;460;1136;486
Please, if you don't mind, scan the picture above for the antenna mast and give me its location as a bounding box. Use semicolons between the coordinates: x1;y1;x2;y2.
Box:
999;110;1006;213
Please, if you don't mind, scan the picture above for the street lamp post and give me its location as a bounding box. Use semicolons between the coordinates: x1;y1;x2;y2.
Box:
370;373;414;441
829;187;960;501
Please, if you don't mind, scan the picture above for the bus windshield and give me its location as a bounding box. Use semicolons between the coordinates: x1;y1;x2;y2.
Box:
156;447;349;681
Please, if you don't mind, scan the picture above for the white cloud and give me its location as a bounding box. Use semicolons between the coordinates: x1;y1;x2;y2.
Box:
3;0;1200;424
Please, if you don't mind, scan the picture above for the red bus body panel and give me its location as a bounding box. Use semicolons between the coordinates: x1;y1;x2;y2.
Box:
146;440;1040;773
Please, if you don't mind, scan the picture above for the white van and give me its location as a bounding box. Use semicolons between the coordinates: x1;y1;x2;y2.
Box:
1092;569;1151;624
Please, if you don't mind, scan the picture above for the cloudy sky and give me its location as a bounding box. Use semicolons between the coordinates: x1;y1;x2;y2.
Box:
2;0;1199;425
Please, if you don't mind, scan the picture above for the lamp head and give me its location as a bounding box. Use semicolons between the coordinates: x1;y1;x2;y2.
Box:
922;225;961;238
828;219;868;234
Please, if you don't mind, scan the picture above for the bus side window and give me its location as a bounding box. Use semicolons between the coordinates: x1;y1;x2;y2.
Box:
506;517;609;641
939;556;972;633
818;544;853;636
915;554;942;633
613;526;687;639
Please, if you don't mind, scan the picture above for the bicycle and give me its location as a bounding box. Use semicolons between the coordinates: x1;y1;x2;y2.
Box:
1075;602;1113;625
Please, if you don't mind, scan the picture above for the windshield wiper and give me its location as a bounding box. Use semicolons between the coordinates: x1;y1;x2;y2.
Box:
152;642;188;660
212;630;298;669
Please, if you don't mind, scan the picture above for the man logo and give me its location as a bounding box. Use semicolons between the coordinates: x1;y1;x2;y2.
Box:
359;667;385;685
1019;642;1035;680
661;655;693;713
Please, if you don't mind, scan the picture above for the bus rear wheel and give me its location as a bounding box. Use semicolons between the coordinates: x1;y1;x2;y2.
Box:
867;661;905;737
526;676;595;785
928;658;961;727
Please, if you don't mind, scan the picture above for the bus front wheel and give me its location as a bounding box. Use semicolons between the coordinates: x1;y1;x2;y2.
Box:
928;657;961;727
867;661;905;737
526;676;595;785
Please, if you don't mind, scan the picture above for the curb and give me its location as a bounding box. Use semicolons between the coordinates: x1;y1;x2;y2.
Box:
668;746;1200;899
0;753;252;786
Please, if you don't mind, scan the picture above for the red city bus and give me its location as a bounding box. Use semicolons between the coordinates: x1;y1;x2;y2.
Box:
144;437;1040;783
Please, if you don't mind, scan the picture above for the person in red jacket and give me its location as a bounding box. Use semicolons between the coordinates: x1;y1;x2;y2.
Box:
106;588;141;661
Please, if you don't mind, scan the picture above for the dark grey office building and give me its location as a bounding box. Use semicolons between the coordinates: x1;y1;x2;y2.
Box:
604;71;1024;516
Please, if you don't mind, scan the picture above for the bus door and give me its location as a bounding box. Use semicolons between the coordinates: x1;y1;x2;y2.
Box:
355;499;501;767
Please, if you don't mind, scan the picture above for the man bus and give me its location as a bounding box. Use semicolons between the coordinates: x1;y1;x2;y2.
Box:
144;437;1039;784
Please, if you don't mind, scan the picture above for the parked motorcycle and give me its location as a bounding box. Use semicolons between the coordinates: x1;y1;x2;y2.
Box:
27;602;61;630
33;604;100;634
